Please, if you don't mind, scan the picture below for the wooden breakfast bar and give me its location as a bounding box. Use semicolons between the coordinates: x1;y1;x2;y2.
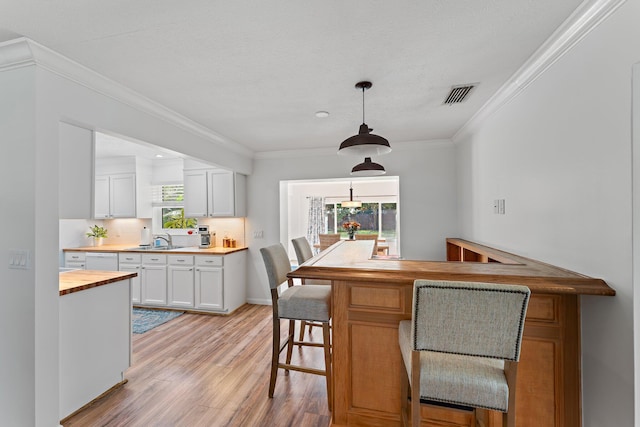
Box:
287;238;615;427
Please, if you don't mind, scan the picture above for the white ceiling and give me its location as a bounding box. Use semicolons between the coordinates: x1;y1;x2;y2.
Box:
0;1;584;154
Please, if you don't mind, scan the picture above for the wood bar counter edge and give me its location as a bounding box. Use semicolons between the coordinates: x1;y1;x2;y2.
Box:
287;237;615;427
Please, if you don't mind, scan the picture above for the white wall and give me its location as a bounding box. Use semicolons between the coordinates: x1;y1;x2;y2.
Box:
455;0;639;424
246;141;458;304
0;65;38;427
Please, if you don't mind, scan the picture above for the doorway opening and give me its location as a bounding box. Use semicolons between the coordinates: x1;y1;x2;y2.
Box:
280;176;400;260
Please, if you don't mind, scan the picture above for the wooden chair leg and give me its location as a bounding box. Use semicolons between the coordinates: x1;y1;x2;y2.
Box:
400;360;409;427
322;322;332;411
285;319;295;373
298;320;307;343
411;351;421;427
269;316;280;398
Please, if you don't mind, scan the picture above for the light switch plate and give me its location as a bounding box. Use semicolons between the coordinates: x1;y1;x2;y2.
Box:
9;249;30;269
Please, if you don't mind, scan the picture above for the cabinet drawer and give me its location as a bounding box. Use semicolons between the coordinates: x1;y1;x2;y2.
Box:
168;255;194;265
65;252;86;262
195;255;223;267
119;253;141;264
142;254;167;264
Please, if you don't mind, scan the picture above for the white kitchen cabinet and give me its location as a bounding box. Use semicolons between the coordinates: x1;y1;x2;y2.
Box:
195;256;224;311
167;255;194;307
183;170;209;218
183;167;246;218
94;156;152;219
111;249;245;313
64;252;86;270
118;253;142;304
94;173;136;218
208;169;235;217
141;254;167;306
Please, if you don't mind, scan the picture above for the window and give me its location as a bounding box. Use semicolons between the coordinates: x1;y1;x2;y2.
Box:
325;202;397;239
152;184;197;230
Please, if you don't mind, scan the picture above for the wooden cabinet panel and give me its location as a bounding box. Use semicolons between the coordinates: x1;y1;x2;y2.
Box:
350;285;404;311
350;322;401;414
516;338;558;427
526;294;558;323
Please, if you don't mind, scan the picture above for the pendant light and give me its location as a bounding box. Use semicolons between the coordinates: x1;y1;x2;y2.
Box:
338;81;391;157
342;182;362;208
351;157;386;176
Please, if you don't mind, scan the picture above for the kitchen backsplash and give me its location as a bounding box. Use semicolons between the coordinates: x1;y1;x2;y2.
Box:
59;217;246;249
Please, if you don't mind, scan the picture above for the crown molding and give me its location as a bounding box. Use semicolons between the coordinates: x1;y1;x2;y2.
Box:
253;138;452;160
453;0;627;142
0;37;254;158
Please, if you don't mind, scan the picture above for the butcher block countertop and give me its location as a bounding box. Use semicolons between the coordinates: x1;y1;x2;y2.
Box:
64;244;248;255
59;270;137;296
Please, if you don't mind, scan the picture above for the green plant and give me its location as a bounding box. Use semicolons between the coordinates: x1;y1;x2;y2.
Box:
86;224;108;238
163;208;197;229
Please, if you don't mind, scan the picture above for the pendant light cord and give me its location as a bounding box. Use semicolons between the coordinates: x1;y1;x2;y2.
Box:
361;86;366;124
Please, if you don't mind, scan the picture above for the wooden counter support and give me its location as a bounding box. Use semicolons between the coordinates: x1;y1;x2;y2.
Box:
288;238;614;427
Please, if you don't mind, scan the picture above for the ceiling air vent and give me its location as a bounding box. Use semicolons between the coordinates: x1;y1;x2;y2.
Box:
443;84;475;105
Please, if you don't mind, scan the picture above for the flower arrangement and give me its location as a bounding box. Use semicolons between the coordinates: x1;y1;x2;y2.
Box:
86;224;108;238
342;221;360;239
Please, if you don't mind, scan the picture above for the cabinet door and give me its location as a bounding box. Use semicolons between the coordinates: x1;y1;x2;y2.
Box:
120;264;141;304
94;175;110;218
209;169;235;217
168;265;195;307
141;264;167;305
195;266;223;310
183;170;209;217
110;174;136;218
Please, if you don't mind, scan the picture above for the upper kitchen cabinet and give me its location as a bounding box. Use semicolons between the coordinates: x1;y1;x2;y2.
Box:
59;122;93;219
183;160;246;218
94;156;152;219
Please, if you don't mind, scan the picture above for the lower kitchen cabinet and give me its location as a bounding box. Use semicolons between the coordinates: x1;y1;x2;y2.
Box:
141;254;167;306
114;249;246;313
195;256;224;310
64;252;86;270
118;253;141;304
168;255;195;307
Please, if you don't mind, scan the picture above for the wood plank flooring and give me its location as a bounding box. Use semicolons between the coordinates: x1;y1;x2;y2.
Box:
62;304;331;427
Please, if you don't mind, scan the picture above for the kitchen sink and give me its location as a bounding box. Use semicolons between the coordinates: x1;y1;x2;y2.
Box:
125;245;186;251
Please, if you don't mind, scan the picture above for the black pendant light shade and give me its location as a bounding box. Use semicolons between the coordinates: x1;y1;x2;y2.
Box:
351;157;386;176
338;81;392;157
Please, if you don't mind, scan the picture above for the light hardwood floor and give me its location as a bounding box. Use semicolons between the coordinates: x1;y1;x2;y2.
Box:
62;304;331;427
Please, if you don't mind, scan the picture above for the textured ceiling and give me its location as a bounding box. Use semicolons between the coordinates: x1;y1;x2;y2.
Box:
0;0;583;154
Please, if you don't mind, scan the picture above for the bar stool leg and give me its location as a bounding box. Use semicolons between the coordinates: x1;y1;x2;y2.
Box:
322;322;332;411
269;316;280;397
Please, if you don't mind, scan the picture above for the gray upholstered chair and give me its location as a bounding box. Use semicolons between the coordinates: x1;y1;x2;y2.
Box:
291;236;331;341
291;236;314;267
260;243;332;409
318;233;341;251
399;280;530;427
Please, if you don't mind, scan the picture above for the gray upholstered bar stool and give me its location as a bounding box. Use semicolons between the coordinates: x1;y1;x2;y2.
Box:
260;243;332;409
291;236;331;341
399;279;530;427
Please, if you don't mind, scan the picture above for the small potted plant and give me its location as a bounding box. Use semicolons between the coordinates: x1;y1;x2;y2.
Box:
86;224;108;246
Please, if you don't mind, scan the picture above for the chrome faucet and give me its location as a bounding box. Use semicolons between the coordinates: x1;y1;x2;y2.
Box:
153;234;173;248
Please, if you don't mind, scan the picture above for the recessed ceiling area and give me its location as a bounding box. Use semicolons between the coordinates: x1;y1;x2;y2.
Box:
0;1;583;153
95;132;184;160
